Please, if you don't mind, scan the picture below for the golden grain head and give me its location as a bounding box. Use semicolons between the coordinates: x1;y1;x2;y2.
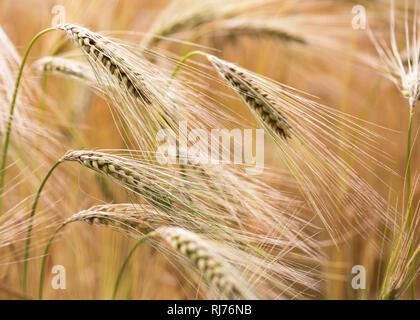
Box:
155;226;256;299
207;54;292;140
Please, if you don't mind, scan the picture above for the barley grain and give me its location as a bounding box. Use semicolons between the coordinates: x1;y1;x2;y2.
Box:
155;226;256;299
207;54;291;140
63;150;173;209
64;203;171;237
57;24;151;104
33;56;94;82
210;18;307;45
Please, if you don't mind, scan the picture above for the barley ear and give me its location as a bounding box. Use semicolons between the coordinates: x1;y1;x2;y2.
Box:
207;54;292;140
155;226;257;299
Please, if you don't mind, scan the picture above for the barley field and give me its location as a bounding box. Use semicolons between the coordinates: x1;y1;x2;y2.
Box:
0;0;419;300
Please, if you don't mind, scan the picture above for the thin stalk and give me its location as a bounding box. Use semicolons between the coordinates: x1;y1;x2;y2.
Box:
23;159;63;294
406;105;415;300
0;27;57;213
38;224;65;299
170;50;206;79
39;36;69;112
112;232;154;300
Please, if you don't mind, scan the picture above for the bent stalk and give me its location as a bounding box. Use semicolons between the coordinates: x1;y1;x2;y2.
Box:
23;159;63;294
0;27;56;214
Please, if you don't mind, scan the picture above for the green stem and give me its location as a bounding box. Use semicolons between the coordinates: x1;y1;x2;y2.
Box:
112;232;154;300
23;159;63;294
170;50;206;79
405;105;415;300
0;27;57;214
38;224;65;299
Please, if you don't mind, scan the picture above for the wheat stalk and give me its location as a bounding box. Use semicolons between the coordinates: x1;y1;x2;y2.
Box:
154;226;257;299
64;203;170;237
56;23;188;152
201;18;307;45
33;56;94;82
142;0;272;48
63;150;176;210
207;54;291;140
57;24;152;104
